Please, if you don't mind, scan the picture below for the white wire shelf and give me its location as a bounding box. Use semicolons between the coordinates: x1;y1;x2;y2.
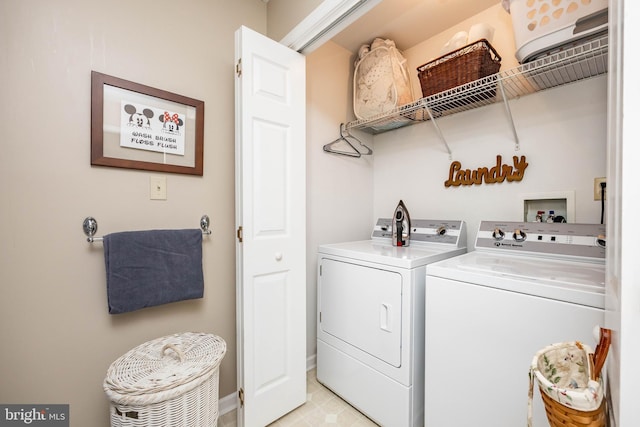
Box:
345;34;609;135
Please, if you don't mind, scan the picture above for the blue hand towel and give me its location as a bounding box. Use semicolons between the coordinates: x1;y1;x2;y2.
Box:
103;229;204;314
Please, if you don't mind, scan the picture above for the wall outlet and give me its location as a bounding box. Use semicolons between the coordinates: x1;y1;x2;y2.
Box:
594;177;606;201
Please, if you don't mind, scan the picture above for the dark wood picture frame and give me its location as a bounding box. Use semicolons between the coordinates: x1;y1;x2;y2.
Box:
91;71;204;175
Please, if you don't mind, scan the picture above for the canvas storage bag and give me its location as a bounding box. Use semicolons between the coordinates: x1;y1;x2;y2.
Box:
353;38;414;120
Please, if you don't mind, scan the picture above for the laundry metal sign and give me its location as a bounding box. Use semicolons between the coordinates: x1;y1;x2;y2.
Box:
444;155;528;187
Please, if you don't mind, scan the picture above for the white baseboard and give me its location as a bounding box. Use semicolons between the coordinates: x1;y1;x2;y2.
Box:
307;353;317;371
219;354;317;416
219;392;237;416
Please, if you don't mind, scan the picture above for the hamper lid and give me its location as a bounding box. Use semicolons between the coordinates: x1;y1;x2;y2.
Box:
104;332;226;405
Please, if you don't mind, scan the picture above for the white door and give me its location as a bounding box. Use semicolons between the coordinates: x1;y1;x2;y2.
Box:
234;26;306;427
606;2;640;426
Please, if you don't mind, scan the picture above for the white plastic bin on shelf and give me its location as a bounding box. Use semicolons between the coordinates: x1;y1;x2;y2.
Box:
504;0;608;63
104;332;226;427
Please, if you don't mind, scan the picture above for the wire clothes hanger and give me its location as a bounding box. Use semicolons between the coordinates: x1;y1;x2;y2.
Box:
323;123;373;158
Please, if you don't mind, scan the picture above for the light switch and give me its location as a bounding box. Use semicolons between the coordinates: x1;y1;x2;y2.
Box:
150;176;167;200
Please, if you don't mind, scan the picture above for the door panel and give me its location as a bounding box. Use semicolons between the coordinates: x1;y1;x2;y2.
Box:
253;271;290;391
253;120;288;236
235;25;306;427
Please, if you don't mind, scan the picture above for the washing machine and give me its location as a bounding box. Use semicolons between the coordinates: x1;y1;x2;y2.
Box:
317;218;467;427
424;220;605;427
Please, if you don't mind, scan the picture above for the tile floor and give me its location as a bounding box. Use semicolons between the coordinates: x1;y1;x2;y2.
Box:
218;369;378;427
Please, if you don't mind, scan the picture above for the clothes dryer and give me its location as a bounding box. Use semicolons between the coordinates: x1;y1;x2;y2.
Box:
425;221;605;427
317;218;466;427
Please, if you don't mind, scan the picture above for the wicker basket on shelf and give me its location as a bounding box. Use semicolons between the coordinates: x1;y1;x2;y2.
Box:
528;328;611;427
416;39;501;99
104;332;226;427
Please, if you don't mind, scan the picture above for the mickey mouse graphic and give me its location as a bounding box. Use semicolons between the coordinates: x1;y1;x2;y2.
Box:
159;111;183;135
124;104;154;128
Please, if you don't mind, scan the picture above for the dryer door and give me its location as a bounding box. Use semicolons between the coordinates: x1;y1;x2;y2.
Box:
319;258;402;367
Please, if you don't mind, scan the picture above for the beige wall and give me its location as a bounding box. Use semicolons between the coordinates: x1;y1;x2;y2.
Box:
303;4;607;362
0;0;265;424
305;40;376;358
266;0;324;41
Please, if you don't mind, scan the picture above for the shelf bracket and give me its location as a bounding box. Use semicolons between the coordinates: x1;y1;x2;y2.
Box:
424;103;452;160
497;79;520;151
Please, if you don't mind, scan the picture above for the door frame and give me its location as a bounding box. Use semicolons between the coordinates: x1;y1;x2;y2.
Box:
279;0;381;53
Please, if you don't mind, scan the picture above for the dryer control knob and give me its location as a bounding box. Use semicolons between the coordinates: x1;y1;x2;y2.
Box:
493;228;505;240
437;226;447;236
513;229;527;242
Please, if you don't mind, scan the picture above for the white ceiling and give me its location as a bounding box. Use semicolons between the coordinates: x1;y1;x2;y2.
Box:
331;0;500;53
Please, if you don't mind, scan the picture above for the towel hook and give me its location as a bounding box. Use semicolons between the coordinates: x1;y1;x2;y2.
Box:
83;217;98;242
200;215;212;235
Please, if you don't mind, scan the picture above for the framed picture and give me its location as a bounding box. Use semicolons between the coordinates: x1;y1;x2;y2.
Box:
91;71;204;175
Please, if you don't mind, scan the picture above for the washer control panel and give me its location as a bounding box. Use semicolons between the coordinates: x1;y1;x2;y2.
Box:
476;221;606;259
372;218;466;247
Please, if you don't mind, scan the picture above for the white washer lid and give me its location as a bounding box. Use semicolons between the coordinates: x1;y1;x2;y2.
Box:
426;251;605;308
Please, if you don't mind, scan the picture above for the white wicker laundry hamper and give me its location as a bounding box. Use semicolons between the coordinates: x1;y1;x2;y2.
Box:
104;332;226;427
